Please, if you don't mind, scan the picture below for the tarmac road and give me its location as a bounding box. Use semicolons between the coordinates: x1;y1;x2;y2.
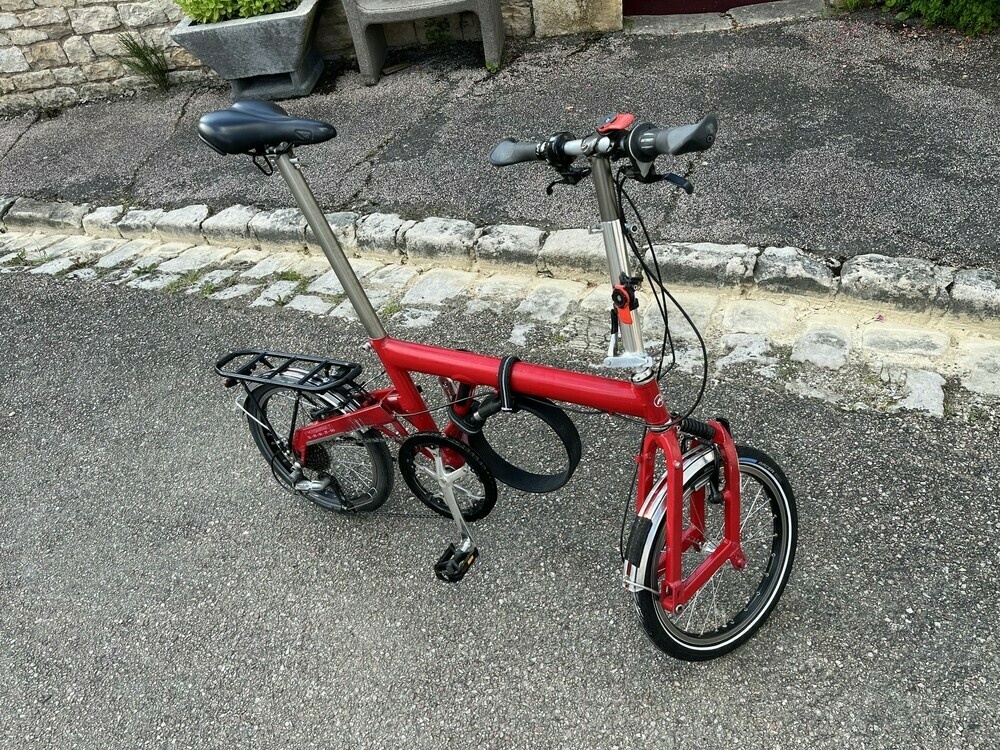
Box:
2;272;997;748
1;16;998;266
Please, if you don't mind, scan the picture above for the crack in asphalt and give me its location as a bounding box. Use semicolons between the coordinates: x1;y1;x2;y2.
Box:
0;112;40;165
119;87;198;202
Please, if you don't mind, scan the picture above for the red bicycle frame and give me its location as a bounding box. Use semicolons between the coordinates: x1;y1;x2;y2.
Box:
272;148;744;613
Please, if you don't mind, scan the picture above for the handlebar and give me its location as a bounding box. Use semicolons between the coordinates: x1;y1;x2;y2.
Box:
488;113;718;170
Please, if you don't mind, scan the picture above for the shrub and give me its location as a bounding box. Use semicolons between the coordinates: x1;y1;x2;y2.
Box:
175;0;298;24
116;33;171;91
843;0;999;35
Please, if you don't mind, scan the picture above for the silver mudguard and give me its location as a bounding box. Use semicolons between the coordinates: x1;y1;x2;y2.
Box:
623;444;717;593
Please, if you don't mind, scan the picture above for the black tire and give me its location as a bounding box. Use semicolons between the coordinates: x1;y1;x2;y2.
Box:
634;445;797;661
398;433;497;522
244;383;393;512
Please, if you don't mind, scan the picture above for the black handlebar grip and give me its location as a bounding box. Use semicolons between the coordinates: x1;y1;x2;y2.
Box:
490;139;541;167
653;114;718;157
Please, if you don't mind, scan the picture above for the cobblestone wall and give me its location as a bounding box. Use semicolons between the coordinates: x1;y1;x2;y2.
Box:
0;0;538;117
0;0;208;116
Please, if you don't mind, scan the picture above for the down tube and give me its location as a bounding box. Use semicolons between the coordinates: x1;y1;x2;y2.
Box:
371;337;670;425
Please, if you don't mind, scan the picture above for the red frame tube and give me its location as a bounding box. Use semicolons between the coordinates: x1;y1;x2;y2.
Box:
290;335;743;611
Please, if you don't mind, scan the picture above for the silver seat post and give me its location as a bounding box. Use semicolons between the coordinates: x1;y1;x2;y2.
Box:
273;150;387;341
590;157;652;381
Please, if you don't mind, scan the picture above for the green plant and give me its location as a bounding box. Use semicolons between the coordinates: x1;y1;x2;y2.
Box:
842;0;997;34
174;0;296;24
165;269;204;293
117;33;171;91
380;301;402;316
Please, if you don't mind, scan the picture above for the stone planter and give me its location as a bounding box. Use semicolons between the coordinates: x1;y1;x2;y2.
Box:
171;0;324;100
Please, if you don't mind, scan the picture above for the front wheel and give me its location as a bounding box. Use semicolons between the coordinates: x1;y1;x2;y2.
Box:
634;445;797;661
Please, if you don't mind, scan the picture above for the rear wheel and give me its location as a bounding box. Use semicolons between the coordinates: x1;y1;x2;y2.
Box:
244;383;393;512
634;445;797;661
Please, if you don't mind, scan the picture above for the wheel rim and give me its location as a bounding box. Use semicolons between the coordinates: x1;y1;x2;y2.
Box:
652;459;793;648
254;387;380;508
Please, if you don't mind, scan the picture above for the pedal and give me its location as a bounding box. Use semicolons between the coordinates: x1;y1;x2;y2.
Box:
434;542;478;582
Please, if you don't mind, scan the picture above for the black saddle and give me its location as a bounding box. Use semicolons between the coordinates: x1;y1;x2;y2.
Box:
198;100;336;156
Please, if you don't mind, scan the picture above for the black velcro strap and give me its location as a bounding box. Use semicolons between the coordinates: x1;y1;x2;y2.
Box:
498;355;519;412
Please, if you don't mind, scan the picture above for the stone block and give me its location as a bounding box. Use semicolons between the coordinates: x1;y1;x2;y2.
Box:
240;252;301;279
716;333;775;371
840;254;952;309
201;205;260;248
210;283;261;300
119;2;169;27
304;211;359;254
501;3;534;36
626;13;732;34
249;208;307;249
404;217;476;261
950;268;1000;318
402;269;475;305
88;33;123;57
154;204;210;243
12;70;56;92
538;228;607;275
357;213;408;256
754;246;836;294
367;264;418;289
83;205;125;238
28;40;68;69
73;237;126;258
34;87;77;108
251;280;302;307
285;295;334;315
533;0;621;36
288;256;331;279
306;259;381;296
8;29;48;46
791;326;851;370
156;245;234;274
475;274;532;302
728;0;827;27
69;7;121;34
0;14;19;30
82;59;125;81
476;224;544;266
886;368;945;417
651;242;758;286
862;326;949;357
0;195;18;223
515;280;587;323
63;36;96;64
721;300;797;336
958;340;1000;397
95;238;159;268
118;208;165;239
5;198;91;233
53;67;87;85
0;94;36;115
641;290;719;341
30;256;78;275
22;7;69;27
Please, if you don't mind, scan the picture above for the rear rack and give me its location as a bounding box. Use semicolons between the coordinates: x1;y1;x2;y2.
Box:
215;349;363;393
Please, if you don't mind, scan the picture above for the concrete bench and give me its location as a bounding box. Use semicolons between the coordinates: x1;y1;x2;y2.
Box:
341;0;504;84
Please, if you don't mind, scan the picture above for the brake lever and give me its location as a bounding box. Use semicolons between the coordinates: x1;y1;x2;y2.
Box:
662;172;694;194
546;167;592;195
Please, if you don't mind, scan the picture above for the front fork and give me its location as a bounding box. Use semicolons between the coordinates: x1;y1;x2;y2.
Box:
626;423;744;612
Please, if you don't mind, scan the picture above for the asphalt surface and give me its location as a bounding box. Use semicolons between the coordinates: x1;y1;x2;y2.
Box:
2;272;998;748
1;16;998;266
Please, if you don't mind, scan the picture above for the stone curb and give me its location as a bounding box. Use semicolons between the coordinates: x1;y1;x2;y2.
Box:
2;196;998;321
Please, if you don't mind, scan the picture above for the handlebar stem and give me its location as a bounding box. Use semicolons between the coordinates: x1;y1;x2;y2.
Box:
590;157;652;382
